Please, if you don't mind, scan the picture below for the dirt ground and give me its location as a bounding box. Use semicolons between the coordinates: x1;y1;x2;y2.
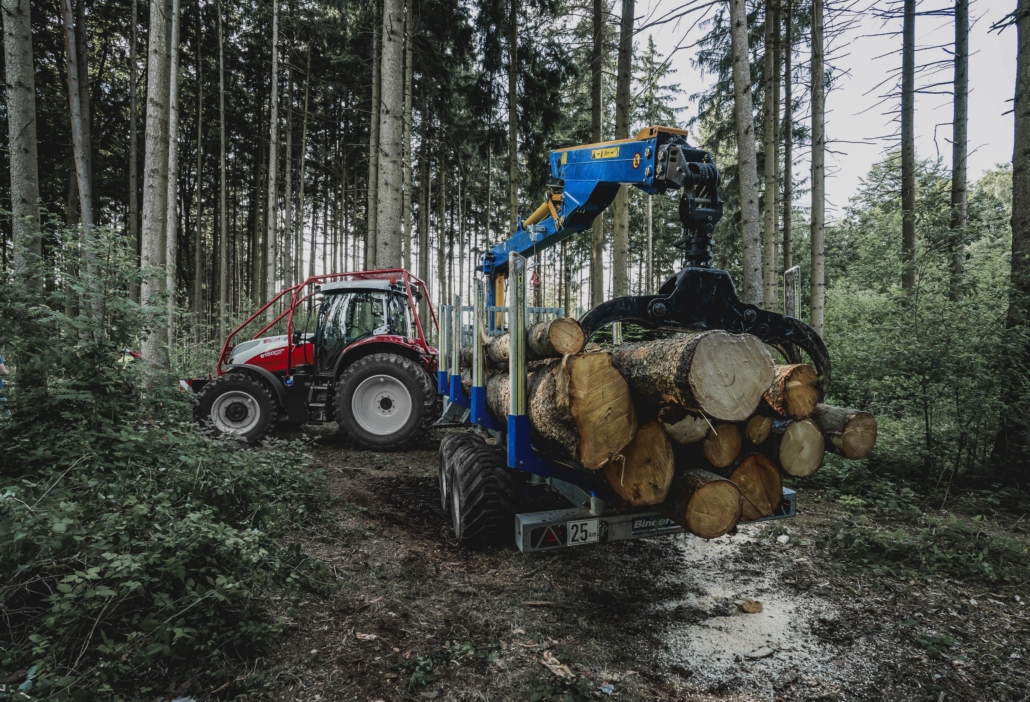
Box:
254;430;1030;702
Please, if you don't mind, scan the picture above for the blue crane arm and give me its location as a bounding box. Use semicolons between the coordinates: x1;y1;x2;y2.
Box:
481;126;720;276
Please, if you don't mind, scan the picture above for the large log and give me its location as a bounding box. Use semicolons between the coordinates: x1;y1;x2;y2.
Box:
703;423;743;468
770;418;825;477
484;353;637;469
659;469;742;539
611;332;775;422
764;364;820;419
603;422;674;506
475;317;586;367
811;403;877;459
721;454;783;521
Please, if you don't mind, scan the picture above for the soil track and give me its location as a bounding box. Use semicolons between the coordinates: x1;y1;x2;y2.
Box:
260;430;1030;702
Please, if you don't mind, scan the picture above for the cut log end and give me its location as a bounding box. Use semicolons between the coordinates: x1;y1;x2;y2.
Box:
688;332;776;421
779;419;826;477
765;364;821;420
703;423;743;468
811;403;877;460
726;454;783;521
745;414;773;445
530;316;586;357
567;352;637;469
667;469;742;539
604;422;674;506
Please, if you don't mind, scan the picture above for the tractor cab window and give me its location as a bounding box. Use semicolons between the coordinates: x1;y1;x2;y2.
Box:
345;292;387;342
387;294;412;338
315;291;388;371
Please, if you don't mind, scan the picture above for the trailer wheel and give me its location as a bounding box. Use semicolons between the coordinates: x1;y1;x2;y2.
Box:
195;372;278;443
449;434;517;547
334;353;436;451
439;432;479;513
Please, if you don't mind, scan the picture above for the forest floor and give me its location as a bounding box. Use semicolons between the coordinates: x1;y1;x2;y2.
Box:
243;429;1030;702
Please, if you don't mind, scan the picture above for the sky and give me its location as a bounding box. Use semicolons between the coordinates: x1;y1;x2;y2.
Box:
642;0;1018;221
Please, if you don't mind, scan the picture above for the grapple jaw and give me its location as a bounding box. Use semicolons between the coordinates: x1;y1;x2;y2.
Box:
578;266;831;394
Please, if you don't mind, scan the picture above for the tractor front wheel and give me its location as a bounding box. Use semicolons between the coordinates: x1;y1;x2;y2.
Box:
195;372;278;443
334;353;436;451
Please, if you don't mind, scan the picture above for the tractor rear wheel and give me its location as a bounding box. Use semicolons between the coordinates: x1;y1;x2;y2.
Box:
195;372;278;443
448;434;517;547
334;352;436;451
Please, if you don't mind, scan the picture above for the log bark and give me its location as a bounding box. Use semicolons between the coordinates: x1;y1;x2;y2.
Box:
662;413;709;445
603;421;674;506
770;418;825;477
659;469;742;539
722;453;782;521
474;317;586;367
746;414;772;445
703;423;743;468
611;332;774;421
810;404;877;459
484;353;636;469
764;363;820;419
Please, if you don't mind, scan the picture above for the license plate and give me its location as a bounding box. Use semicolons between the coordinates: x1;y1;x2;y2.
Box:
567;519;599;546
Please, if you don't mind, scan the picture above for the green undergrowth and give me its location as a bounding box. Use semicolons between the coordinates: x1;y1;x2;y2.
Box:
0;226;327;700
783;458;1030;585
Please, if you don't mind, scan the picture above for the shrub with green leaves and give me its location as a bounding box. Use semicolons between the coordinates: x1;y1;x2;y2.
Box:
0;225;323;700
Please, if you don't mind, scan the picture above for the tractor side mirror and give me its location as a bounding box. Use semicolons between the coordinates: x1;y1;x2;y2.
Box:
292;329;303;345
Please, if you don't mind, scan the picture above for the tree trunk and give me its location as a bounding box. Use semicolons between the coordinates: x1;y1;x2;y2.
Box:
165;0;182;366
217;0;228;336
418;129;430;324
590;0;604;307
949;0;968;300
3;0;42;287
659;469;742;539
300;45;312;278
610;332;775;422
367;19;381;267
129;0;141;302
612;0;634;298
810;0;825;334
727;0;762;306
484;353;637;470
901;0;916;291
375;0;405;266
764;363;819;419
771;0;781;307
782;0;793;273
646;194;653;291
703;422;743;468
437;162;446;319
746;413;772;445
61;0;95;234
402;0;414;272
762;0;777;310
508;0;519;233
721;453;782;521
770;418;824;477
811;404;877;459
142;0;173;379
265;0;281;305
193;0;203;322
603;421;674;506
283;63;294;286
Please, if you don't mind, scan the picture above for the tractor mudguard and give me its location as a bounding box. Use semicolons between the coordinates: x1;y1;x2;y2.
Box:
223;364;287;408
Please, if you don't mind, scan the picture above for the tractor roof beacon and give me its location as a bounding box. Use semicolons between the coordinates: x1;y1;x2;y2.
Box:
185;269;440;448
438;126;828;552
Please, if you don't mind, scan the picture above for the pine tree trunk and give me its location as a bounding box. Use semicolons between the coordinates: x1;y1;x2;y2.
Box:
61;0;95;234
3;0;42;290
418;129;430;325
300;45;312;278
590;0;604;307
728;0;762;306
771;0;781;307
810;0;825;335
375;0;405;267
283;64;294;286
217;0;228;336
193;1;203;322
901;0;916;291
265;0;281;306
508;0;519;233
129;0;141;302
762;0;777;310
612;0;634;298
782;0;793;273
437;162;446;320
402;0;414;272
165;0;182;367
142;0;173;379
949;0;968;301
367;20;381;267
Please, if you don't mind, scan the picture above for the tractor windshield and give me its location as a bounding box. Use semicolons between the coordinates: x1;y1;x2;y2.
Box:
316;289;413;370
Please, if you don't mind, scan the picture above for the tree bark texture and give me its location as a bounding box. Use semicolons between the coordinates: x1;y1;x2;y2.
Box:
508;0;518;233
762;0;777;310
283;64;293;286
3;0;42;285
193;1;203;317
129;0;141;301
782;0;793;273
165;0;182;365
376;0;405;267
610;332;775;422
265;0;280;304
367;20;381;267
299;45;312;278
590;0;604;307
728;0;763;306
659;469;742;539
901;0;916;291
603;421;674;506
810;0;825;335
763;363;819;419
811;404;877;460
61;0;95;233
612;0;634;298
950;0;968;300
217;0;228;335
484;354;637;470
402;0;414;272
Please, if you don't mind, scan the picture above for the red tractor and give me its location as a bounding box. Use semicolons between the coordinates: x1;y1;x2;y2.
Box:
184;269;439;448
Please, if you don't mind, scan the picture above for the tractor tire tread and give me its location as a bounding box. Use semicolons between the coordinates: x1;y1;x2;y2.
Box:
450;435;516;547
194;372;279;443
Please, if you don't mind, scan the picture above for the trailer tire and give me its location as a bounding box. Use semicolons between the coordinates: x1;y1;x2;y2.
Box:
195;372;278;443
449;434;517;547
334;353;436;451
439;432;480;514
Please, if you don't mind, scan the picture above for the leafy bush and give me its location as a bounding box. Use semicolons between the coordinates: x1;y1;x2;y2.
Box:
0;225;323;700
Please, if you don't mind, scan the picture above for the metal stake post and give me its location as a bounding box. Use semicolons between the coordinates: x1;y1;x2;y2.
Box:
438;304;451;395
449;294;463;403
507;253;528;468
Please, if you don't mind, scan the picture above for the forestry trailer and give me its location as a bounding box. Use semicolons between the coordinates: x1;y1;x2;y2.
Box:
185;270;440;448
437;126;834;552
